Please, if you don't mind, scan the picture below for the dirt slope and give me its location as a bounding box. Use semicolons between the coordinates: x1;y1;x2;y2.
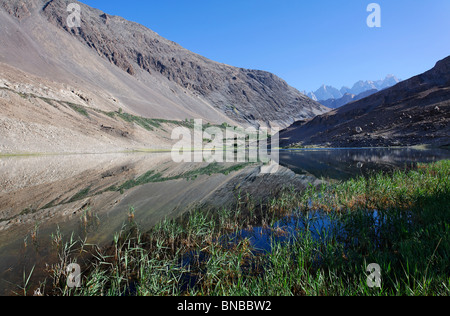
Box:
0;0;328;133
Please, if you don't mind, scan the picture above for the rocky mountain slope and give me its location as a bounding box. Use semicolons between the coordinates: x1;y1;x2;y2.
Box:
1;60;226;154
280;56;450;148
0;0;328;147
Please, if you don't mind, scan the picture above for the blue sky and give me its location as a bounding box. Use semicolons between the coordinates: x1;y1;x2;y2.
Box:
81;0;450;92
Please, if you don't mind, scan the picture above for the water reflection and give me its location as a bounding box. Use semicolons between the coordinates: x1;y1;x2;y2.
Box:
0;152;310;295
0;148;449;295
279;148;450;180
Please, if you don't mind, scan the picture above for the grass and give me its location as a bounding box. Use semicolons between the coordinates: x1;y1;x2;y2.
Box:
103;110;197;132
0;153;45;158
64;102;90;118
67;186;92;203
0;87;90;118
104;110;239;133
1;86;206;131
35;160;450;296
107;162;251;193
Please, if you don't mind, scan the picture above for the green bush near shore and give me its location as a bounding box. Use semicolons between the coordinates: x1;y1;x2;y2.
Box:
43;160;449;296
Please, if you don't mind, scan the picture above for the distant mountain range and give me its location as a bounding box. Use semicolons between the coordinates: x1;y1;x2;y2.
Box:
281;56;450;148
303;75;402;108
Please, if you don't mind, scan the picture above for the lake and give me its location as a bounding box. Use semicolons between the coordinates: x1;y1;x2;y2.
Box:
0;147;449;295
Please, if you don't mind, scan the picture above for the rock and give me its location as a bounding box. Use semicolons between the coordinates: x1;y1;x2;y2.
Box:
34;0;328;128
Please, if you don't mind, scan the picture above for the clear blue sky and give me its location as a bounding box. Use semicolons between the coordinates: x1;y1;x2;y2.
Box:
81;0;450;92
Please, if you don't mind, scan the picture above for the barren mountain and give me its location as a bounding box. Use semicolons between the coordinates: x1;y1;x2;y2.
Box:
280;56;450;148
0;0;328;156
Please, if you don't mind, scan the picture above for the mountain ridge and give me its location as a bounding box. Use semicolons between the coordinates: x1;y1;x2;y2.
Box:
0;0;328;131
280;56;450;148
320;89;378;109
305;75;401;102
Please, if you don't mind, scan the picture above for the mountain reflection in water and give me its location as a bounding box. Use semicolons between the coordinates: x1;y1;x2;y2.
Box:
0;148;449;295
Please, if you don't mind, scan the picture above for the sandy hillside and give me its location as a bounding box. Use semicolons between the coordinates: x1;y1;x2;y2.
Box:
0;0;329;156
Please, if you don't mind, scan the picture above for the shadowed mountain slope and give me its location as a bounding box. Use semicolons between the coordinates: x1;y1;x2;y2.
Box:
280;56;450;148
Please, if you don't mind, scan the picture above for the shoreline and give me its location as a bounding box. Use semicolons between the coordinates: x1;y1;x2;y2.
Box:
2;144;449;158
22;160;449;296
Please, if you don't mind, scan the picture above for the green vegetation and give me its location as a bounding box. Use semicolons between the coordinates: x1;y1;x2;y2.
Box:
108;163;250;193
42;199;57;210
0;153;44;158
114;111;161;131
37;160;450;296
0;208;38;224
105;110;236;133
0;87;90;118
64;102;90;118
67;186;92;204
18;163;250;214
0;86;204;130
103;110;197;132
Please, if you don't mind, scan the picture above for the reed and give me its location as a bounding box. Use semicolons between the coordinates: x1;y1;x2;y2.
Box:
38;160;449;296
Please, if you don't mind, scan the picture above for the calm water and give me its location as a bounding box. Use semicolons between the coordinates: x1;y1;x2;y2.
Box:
0;148;449;295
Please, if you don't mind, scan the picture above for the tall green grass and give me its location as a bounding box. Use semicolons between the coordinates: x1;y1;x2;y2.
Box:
40;160;449;296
